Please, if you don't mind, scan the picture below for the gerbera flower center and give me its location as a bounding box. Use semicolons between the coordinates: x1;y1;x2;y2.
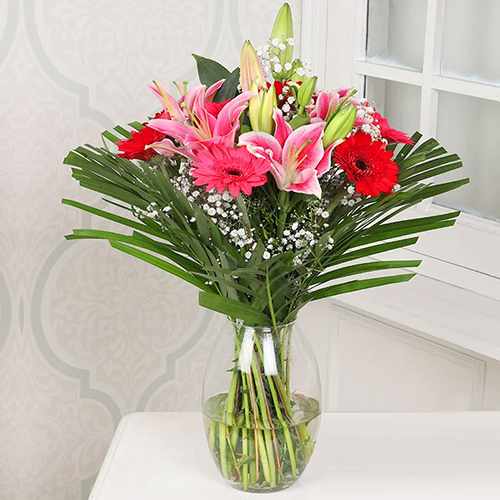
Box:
224;165;243;177
355;159;369;171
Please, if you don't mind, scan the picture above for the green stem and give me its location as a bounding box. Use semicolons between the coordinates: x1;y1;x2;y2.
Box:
265;266;278;330
254;335;298;478
208;420;216;451
225;369;239;426
218;422;229;479
241;426;249;490
277;191;290;236
251;357;277;486
256;429;272;484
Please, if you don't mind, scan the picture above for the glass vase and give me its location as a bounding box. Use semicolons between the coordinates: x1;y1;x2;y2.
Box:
202;319;321;492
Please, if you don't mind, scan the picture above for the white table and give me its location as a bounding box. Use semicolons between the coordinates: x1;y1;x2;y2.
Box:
90;412;500;500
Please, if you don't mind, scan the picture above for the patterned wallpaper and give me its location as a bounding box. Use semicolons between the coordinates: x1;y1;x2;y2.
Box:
4;2;493;499
0;1;302;499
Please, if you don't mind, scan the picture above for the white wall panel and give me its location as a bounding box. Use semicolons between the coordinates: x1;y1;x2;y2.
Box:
330;308;485;412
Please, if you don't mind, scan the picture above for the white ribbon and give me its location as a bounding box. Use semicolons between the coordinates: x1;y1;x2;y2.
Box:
238;329;255;373
262;332;278;376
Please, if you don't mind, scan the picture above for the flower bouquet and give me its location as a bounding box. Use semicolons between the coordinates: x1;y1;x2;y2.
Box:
63;2;467;493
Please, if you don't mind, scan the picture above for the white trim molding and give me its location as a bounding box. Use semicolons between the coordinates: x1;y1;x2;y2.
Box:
301;0;500;360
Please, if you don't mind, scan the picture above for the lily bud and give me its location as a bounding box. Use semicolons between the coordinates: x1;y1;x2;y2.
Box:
288;113;310;130
248;84;262;132
239;40;266;92
260;85;276;134
249;84;276;134
323;104;357;147
297;76;317;109
271;2;294;63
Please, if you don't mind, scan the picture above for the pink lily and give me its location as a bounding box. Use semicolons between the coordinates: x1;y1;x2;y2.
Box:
239;110;334;198
309;90;339;123
147;81;254;155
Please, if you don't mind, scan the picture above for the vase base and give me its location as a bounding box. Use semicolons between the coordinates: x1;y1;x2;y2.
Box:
228;480;295;493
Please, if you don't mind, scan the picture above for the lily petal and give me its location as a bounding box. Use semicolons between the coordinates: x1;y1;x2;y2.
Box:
282;122;325;174
287;168;322;198
206;79;225;101
184;84;206;114
149;81;184;121
148;138;189;158
238;131;283;162
316;143;335;177
273;109;293;147
213;91;255;142
148;119;197;144
315;91;331;121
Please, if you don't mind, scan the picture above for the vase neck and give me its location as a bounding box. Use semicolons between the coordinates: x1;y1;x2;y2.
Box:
231;320;294;377
230;320;295;337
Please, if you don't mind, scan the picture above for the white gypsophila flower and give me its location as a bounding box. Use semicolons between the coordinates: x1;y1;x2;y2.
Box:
245;251;252;259
271;38;280;47
274;63;283;72
347;185;355;195
287;37;294;46
284;62;292;71
263;251;271;260
279;43;286;51
296;67;305;76
282;103;291;113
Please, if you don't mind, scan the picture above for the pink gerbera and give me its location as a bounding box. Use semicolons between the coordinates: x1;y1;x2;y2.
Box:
191;144;270;197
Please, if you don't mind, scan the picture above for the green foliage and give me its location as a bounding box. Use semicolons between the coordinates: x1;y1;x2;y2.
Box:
63;122;468;327
215;68;241;102
192;54;230;87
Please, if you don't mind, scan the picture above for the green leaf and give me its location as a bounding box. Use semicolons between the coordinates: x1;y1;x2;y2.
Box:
128;121;144;131
311;260;421;285
67;228;204;274
102;131;120;144
399;153;461;180
113;125;131;138
330;237;419;266
417;178;470;199
110;241;212;292
307;273;415;301
214;67;240;102
354;219;457;246
395;132;422;161
401;162;463;185
199;291;269;325
62;199;167;239
192;54;230;86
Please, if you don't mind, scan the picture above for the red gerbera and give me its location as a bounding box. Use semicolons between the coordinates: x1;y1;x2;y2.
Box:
333;132;399;197
117;125;166;161
205;99;230;118
191;143;270;197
